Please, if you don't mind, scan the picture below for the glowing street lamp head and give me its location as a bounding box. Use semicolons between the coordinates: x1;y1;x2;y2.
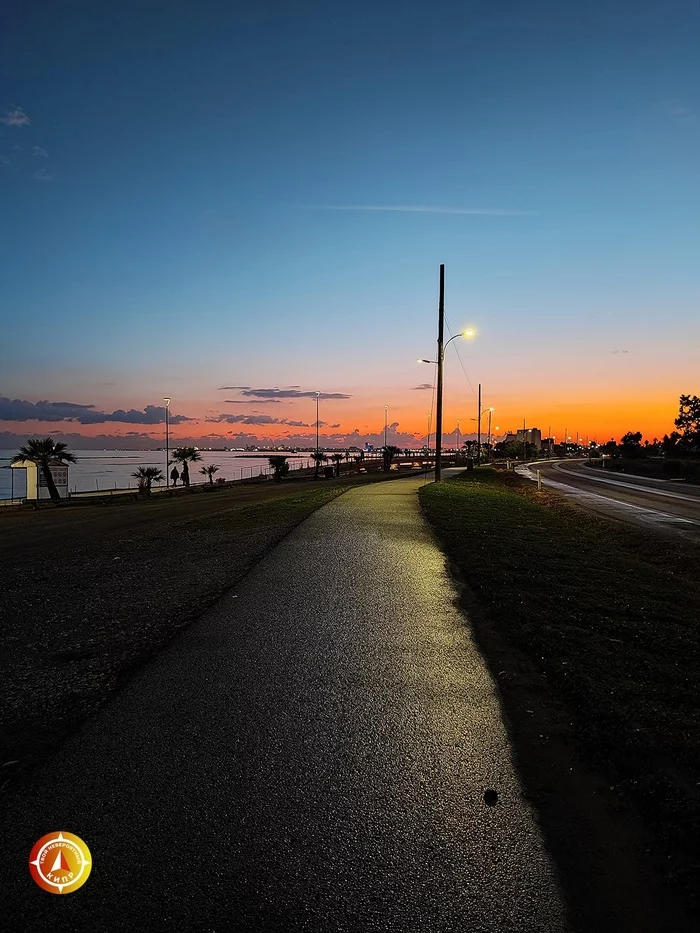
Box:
462;327;476;340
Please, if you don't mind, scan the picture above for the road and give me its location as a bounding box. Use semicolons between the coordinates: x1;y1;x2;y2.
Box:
519;459;700;539
4;474;569;932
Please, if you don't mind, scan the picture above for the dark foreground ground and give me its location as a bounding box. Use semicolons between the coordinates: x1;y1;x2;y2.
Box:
420;469;700;921
4;474;571;933
0;469;407;795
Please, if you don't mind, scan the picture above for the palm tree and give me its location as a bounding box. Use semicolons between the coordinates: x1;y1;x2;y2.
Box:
330;453;344;477
268;456;289;482
311;451;327;480
131;466;163;496
171;447;202;487
12;437;77;501
199;464;220;485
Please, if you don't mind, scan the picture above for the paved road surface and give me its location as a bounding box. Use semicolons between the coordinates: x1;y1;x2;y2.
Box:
520;459;700;539
4;475;569;932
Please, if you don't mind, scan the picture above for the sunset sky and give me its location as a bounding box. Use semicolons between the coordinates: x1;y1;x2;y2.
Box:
2;0;698;449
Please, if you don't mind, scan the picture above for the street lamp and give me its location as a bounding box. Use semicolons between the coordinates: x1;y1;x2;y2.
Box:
163;397;171;486
384;405;389;449
456;419;461;450
315;391;321;455
418;310;476;480
426;412;432;453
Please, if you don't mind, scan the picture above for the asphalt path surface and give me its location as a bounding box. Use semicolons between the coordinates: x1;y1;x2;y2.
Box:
5;473;569;932
521;459;700;539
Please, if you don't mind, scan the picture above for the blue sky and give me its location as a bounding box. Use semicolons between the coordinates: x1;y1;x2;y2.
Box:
1;0;698;444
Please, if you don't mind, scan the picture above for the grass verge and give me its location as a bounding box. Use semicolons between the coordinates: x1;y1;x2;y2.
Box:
0;483;349;798
420;468;700;918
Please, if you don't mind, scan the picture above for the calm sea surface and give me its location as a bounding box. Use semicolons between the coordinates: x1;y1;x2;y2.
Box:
0;449;333;500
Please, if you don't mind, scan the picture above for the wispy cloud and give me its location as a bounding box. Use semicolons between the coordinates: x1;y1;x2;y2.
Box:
223;399;282;405
32;145;48;159
0;107;30;127
611;349;629;355
207;413;312;426
218;385;250;390
412;383;434;390
663;99;696;125
242;387;352;400
33;167;56;182
307;204;531;216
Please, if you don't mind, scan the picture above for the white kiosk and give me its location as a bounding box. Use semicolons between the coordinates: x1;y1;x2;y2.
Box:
11;458;70;500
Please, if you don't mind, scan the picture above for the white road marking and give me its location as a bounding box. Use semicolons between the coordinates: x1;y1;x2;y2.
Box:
515;464;697;527
550;461;700;503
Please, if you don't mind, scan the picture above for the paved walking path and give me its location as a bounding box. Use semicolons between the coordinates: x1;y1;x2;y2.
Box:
5;475;569;931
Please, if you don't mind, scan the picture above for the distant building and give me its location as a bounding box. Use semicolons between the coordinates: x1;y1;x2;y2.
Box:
515;428;542;450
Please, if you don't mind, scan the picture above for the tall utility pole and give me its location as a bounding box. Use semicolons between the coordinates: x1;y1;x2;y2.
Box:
477;383;482;465
487;408;493;460
523;417;527;461
456;419;461;450
427;413;432;452
164;397;171;486
548;424;552;458
435;264;445;481
384;405;388;449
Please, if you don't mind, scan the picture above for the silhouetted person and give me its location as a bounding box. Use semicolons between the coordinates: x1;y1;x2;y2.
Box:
170;466;179;486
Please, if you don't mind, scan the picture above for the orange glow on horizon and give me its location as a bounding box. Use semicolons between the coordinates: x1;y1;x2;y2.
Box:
1;387;682;448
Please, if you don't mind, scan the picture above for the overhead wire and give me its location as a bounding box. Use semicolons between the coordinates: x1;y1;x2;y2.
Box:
445;315;478;399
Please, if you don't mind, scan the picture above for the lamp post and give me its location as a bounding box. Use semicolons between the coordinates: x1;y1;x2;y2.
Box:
426;412;432;453
477;383;482;465
456;419;461;451
418;302;475;482
164;397;171;486
471;406;494;461
315;391;321;456
384;405;389;449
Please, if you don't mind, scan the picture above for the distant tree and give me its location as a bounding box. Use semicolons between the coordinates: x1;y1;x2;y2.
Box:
311;451;327;479
171;447;202;487
661;431;683;457
268;456;289;482
620;431;644;459
12;437;77;501
497;441;522;460
131;465;163;496
674;394;700;454
330;453;344;476
382;445;402;472
199;464;221;485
